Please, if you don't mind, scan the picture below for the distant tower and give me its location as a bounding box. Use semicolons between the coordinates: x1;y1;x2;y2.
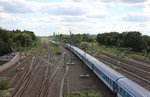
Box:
70;30;72;35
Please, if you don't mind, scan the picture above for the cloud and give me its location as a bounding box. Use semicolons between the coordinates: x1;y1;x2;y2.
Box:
0;0;35;13
115;13;150;22
86;11;109;18
0;0;150;36
120;0;147;4
122;14;149;22
61;16;87;22
0;0;86;16
72;0;148;4
0;12;13;23
46;4;86;16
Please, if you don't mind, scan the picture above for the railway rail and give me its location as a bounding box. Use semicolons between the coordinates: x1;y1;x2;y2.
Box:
1;44;65;97
94;49;150;73
96;55;150;81
92;50;150;90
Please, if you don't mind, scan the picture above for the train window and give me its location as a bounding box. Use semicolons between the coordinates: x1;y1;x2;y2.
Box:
109;80;111;85
107;78;109;82
103;75;105;79
111;81;113;86
117;87;120;92
120;88;122;95
127;93;130;97
123;90;126;97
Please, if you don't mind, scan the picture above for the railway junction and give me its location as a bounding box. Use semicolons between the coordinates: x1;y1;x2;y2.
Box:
0;42;149;97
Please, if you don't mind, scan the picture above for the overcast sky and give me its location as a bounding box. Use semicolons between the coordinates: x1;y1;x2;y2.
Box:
0;0;150;36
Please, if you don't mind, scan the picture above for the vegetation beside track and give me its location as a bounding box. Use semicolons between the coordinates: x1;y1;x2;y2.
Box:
50;32;150;60
0;28;38;56
87;42;146;59
0;80;10;97
49;43;62;55
41;37;62;55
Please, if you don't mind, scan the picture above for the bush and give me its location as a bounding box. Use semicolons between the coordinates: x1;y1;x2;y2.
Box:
79;42;89;51
54;47;61;55
0;80;9;90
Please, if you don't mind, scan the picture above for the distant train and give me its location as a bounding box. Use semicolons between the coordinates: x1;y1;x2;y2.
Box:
67;44;150;97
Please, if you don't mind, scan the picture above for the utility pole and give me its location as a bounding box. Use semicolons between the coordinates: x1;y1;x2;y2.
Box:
69;30;72;62
25;38;27;56
53;32;55;41
117;48;132;66
144;49;147;60
92;38;94;55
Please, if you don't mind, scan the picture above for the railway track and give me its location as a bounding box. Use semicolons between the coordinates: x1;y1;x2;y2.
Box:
92;50;150;90
38;52;64;97
8;46;48;97
3;44;65;97
94;49;150;73
10;54;48;97
0;47;42;77
96;55;150;81
92;49;150;80
132;57;150;65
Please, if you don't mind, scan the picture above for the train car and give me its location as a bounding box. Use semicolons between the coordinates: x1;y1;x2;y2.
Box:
91;57;124;92
68;44;150;97
117;78;150;97
69;45;123;91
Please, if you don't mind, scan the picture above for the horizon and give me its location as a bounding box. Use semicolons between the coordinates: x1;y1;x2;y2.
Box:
0;0;150;36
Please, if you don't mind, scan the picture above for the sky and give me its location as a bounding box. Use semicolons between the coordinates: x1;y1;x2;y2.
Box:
0;0;150;36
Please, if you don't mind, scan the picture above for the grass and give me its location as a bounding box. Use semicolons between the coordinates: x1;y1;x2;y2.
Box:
40;38;62;55
87;42;149;60
39;48;47;55
0;90;10;97
49;42;62;55
64;92;101;97
0;80;9;90
53;46;62;55
25;45;39;56
0;80;10;97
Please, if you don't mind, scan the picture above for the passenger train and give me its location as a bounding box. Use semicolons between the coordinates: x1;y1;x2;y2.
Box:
67;44;150;97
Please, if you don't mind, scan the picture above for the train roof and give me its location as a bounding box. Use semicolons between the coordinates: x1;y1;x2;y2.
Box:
71;45;124;81
117;78;150;97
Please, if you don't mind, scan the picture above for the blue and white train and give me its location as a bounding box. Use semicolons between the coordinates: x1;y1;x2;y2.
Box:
67;45;150;97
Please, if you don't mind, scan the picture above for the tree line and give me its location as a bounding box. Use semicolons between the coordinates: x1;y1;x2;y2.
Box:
0;28;37;56
52;33;94;46
51;31;150;52
96;31;150;52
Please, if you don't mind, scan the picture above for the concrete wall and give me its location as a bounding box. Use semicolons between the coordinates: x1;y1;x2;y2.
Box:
0;52;20;73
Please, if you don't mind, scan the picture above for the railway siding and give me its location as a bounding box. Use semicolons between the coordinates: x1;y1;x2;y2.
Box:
95;50;150;73
97;55;149;80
